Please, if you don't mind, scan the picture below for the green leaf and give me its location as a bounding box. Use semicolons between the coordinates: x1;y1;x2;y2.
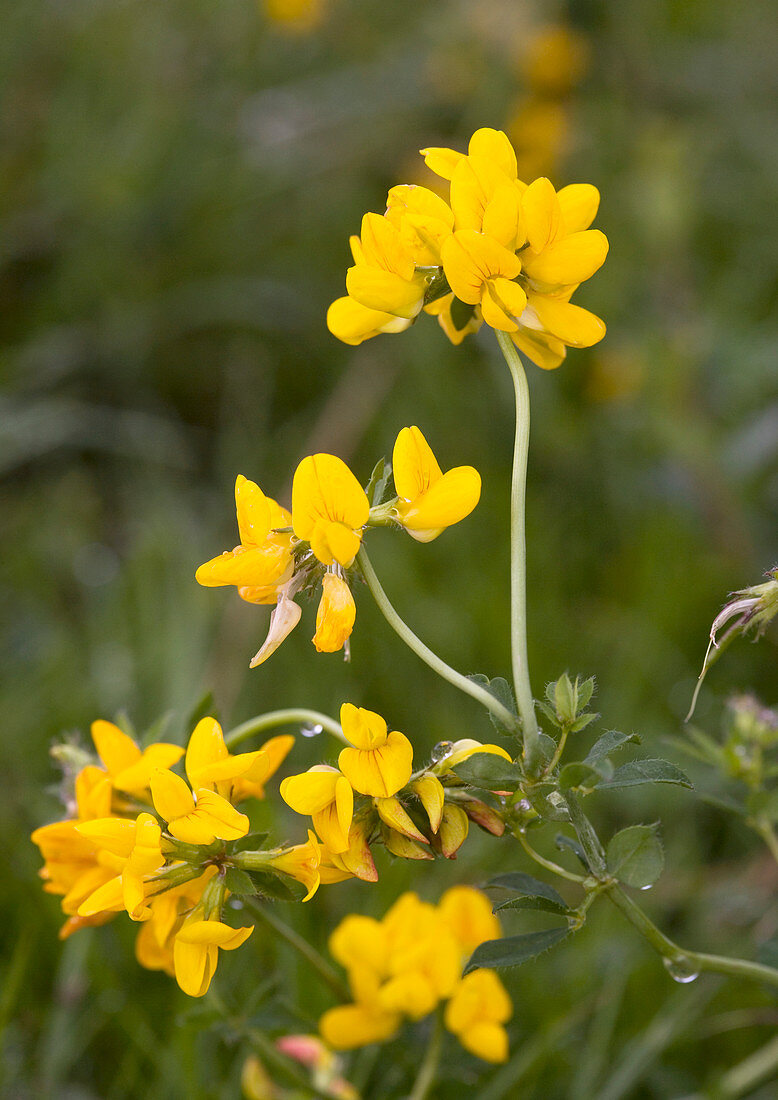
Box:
558;760;613;791
606;823;664;888
600;759;692;790
699;792;748;818
536;701;562;729
569;712;598;733
466;673;518;734
495;895;573;917
244;869;307;903
487;871;568;907
525;783;570;822
223;868;255;896
464;927;569;974
229;831;270;853
365;457;391;507
555;833;590;869
584;729;641;765
452;753;522;791
577;676;596;711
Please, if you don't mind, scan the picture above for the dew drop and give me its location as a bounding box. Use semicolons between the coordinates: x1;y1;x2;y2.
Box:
431;741;454;761
639;883;653;891
301;724;324;738
663;955;699;983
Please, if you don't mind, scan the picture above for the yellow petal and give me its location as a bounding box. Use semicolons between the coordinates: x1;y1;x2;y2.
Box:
392;425;442;501
378;972;437;1020
396;466;481;542
326;296;411;345
467;128;517;179
339;703;388;750
419;145;463;180
292;454;369;547
450;156;515;234
176;919;254;949
235;475;272;547
78;875;124;917
281;766;342;815
374;796;428;842
511;326;567;371
459;1022;509;1063
91;720;140;776
150;768;195;823
381;824;433;861
439;886;501;953
173;937;216;997
437;804;469;857
113;743;185;793
339;730;413;798
411;775;445;833
522;176;562;253
441;231;522;305
328;913;387;972
345;265;424;320
482;181;525;250
443;741;514;770
191;788;250;841
195;542;292;589
358;212;416;280
527;296;606;348
320;1004;401;1050
185;717;228;788
521;229;609;287
557;183;600;233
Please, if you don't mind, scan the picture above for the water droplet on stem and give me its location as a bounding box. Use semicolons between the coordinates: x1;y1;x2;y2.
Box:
663;955;699;983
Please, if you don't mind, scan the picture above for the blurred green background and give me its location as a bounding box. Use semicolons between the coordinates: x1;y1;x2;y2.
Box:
2;0;777;1096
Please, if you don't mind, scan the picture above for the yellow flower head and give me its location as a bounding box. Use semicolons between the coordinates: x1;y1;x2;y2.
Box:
438;886;502;956
75;812;164;921
150;768;249;845
384;185;455;267
85;719;184;812
183;717;293;804
280;765;354;854
313;572;356;654
345;213;429;320
392;426;481;542
326;296;412;346
292;454;369;568
337;704;413;798
195;475;294;600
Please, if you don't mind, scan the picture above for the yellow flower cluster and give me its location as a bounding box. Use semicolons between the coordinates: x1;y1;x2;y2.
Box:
29;717;333;997
327;126;608;370
320;887;513;1064
281;703;510;880
196;426;480;666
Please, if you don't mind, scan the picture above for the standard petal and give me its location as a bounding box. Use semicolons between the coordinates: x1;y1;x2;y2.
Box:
91;720;140;776
339;703;388;750
292;454;369;541
235;475;272;547
150;768;196;823
521;229;609;287
522;177;562;253
467;128;518;179
557;183;600;233
392;426;443;501
396;466;481;541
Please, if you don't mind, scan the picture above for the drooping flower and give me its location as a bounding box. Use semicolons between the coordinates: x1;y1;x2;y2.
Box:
313;571;356;654
391;426;481;542
173;916;254;998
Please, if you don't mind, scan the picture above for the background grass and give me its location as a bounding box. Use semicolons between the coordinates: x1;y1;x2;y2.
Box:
2;0;777;1096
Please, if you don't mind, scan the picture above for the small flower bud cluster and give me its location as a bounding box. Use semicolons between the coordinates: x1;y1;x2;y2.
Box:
196;426;481;667
319;887;512;1064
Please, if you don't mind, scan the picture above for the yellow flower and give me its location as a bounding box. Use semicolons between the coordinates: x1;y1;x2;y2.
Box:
183;717;293;804
374;796;428;843
423;292;482;346
391;426;481;542
319;816;378;882
337;703;413;798
75;812;164;921
196;475;294;600
444;969;512;1063
435;804;469;858
135;867;217;976
150;768;249;845
266;830;322;901
345;214;429;320
411;775;445;832
280;766;354;854
263;0;324;32
327;296;412;346
313;572;356;654
436;738;514;772
441;231;526;332
292;454;369;568
85;719;184;812
438;886;501;956
173;916;254;997
384;185;454;267
319;1003;401;1050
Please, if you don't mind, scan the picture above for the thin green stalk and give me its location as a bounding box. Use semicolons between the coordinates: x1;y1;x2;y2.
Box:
495;332;541;769
515;829;587;884
244;899;350;1002
407;1012;443;1100
357;546;520;734
705;1032;778;1099
224;709;346;748
754;820;778;867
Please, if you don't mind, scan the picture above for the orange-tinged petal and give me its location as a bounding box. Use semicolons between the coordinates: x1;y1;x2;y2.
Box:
557;183;600;233
91;720;140;776
437;804;469;857
521;229;609;286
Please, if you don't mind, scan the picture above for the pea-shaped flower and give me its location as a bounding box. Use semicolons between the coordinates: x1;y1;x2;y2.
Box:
337;704;413;798
292;454;370;568
391;427;481;543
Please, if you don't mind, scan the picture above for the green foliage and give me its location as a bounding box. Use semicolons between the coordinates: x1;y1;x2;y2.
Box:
465;928;570;974
606;824;665;889
451;752;522;790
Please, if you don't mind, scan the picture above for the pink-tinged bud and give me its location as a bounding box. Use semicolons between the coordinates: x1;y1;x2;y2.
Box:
276;1034;333;1070
381;823;434;860
434;804;469;858
461;798;505;836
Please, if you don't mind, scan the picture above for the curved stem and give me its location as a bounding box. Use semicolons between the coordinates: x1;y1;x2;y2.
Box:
515;829;587;884
408;1011;443;1100
224;709;346;748
495;332;541;769
357;546;520;734
244;899;350;1002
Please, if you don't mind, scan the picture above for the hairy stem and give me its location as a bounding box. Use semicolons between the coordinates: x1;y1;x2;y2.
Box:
224;708;346;748
357;546;519;734
244;899;350;1002
495;332;541;768
515;828;587;884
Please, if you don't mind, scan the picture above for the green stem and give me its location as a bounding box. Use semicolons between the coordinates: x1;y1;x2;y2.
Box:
564;791;607;876
495;332;541;769
244;899;350;1003
515;829;587;884
544;726;571;776
706;1032;778;1099
407;1011;443;1100
224;709;346;748
357;546;520;734
754;820;778;867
